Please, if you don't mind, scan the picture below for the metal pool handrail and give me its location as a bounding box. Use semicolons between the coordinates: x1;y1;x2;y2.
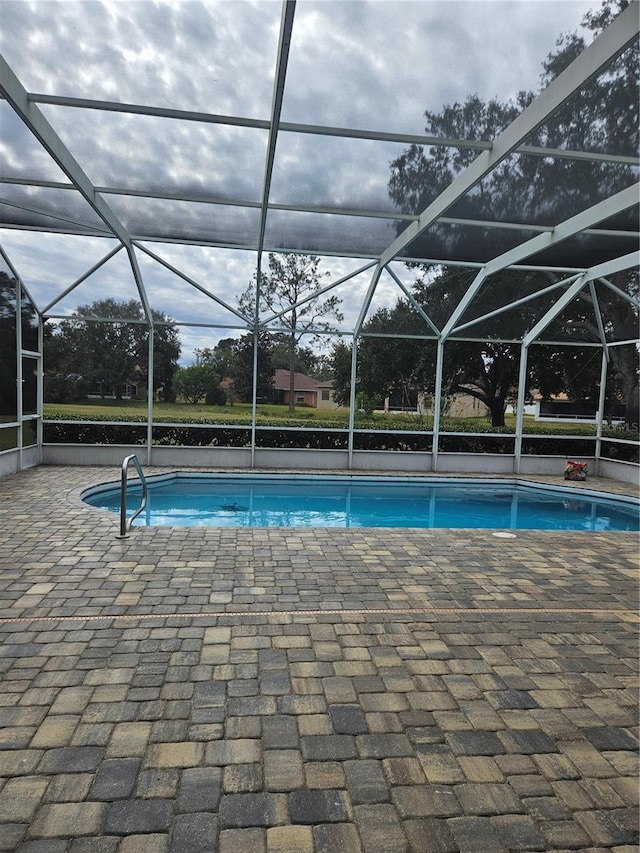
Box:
116;454;148;538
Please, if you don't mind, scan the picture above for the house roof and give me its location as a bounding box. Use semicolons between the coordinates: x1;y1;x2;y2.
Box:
274;370;320;392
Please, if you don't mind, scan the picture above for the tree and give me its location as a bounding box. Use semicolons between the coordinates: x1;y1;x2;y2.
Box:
195;330;332;405
389;2;637;238
194;339;240;384
307;351;334;381
329;340;355;407
44;299;181;401
334;265;578;427
195;333;275;404
0;271;17;417
173;363;221;404
149;318;182;402
602;277;639;429
537;1;637;158
384;0;638;427
361;299;438;412
233;331;275;403
389;94;527;229
413;267;570;426
544;270;639;428
238;254;343;413
270;334;322;376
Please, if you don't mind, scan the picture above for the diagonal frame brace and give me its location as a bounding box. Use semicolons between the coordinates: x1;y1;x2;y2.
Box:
523;251;640;346
440;182;639;342
0;53;153;322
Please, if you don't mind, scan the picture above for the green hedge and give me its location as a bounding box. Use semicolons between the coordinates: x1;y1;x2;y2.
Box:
438;435;514;454
43;409;639;437
153;425;250;447
42;419;639;460
43;422;148;444
255;429;348;450
521;437;596;458
354;433;433;452
599;440;640;464
0;426;18;452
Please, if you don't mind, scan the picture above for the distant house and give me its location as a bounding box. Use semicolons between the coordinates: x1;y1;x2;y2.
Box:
273;370;342;410
442;393;490;419
384;392;490;419
87;380;142;400
530;391;625;424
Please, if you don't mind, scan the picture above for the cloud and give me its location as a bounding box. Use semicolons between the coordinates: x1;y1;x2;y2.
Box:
270;132;408;212
0;0;600;343
0;230;121;309
1;0;281;116
281;0;596;132
0;103;69;181
38;106;269;201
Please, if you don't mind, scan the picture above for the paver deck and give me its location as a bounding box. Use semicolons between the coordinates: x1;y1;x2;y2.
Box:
0;465;638;852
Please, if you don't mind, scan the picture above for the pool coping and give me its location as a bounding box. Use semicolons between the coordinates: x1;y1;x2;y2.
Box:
74;466;640;509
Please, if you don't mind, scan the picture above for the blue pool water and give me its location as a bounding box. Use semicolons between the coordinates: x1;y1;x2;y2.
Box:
82;474;640;531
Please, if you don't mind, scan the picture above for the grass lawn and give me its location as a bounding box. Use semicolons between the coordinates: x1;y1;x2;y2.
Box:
43;400;351;425
40;400;611;436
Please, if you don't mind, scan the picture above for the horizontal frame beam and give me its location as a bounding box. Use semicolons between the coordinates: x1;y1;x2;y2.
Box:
24;94;639;166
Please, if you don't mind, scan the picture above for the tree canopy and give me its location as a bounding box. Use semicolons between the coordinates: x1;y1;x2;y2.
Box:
378;0;638;427
332;267;570;426
173;362;223;405
0;271;18;418
44;298;181;402
389;0;637;235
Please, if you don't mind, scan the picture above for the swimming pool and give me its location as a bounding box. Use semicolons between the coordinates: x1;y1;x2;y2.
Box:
82;474;640;531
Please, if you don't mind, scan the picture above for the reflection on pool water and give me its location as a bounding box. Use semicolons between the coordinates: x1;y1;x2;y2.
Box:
82;474;640;531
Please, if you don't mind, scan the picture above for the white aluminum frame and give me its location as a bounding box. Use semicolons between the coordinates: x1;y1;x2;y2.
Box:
0;1;637;474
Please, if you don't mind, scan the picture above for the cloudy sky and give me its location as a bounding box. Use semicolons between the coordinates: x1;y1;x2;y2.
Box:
0;0;599;361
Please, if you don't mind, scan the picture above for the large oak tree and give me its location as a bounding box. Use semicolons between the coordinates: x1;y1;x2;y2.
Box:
381;0;638;427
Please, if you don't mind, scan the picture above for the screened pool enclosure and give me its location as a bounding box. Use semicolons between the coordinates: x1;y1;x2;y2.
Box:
0;0;638;479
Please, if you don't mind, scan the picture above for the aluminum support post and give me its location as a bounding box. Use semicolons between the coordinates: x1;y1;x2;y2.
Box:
594;348;610;476
431;340;445;472
146;327;154;466
347;334;359;469
514;344;529;475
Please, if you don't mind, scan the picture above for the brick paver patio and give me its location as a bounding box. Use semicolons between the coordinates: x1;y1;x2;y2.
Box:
0;465;638;852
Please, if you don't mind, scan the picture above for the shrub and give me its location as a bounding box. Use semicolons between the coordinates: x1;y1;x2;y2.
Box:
521;437;596;457
255;429;348;450
43;373;90;403
599;440;640;464
173;363;221;404
205;385;227;406
353;432;432;452
438;435;514;454
43;422;147;444
153;425;250;447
